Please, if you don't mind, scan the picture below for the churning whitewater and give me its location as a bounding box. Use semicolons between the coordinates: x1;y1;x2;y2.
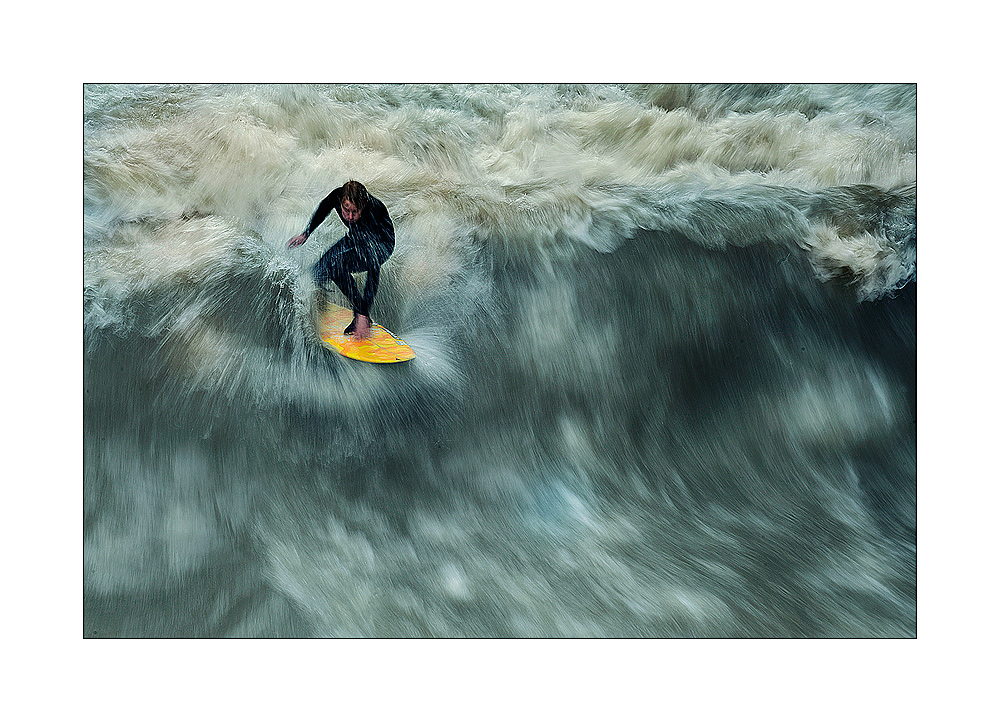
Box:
84;84;916;637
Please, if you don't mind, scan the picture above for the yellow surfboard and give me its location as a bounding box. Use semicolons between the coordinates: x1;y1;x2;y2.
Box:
318;304;415;364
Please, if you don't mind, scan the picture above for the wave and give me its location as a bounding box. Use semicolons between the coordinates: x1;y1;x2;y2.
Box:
84;83;916;638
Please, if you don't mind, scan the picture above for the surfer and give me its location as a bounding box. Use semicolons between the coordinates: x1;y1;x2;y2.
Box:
288;180;395;341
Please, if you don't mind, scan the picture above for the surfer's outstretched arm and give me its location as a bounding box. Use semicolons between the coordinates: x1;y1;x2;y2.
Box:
288;188;343;247
304;189;341;236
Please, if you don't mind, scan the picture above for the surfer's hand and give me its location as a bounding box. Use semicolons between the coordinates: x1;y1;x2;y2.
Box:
287;233;307;248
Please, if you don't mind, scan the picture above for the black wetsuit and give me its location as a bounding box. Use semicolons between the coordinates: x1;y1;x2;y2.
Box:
303;187;395;318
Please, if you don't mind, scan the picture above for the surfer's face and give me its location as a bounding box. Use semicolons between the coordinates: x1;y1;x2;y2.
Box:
341;199;361;223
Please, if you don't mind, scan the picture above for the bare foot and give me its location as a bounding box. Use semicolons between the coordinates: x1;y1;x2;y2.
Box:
353;314;372;340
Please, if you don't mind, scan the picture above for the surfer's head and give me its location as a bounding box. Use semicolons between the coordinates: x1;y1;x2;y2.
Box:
340;180;369;223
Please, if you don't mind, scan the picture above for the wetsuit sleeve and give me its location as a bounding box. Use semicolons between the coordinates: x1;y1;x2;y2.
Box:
303;188;342;238
366;197;396;262
361;265;380;317
357;198;393;316
373;198;395;245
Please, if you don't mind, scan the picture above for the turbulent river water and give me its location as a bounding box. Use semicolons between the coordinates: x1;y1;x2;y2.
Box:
83;83;916;637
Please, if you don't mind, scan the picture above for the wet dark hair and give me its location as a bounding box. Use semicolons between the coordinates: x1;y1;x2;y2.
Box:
341;180;369;212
